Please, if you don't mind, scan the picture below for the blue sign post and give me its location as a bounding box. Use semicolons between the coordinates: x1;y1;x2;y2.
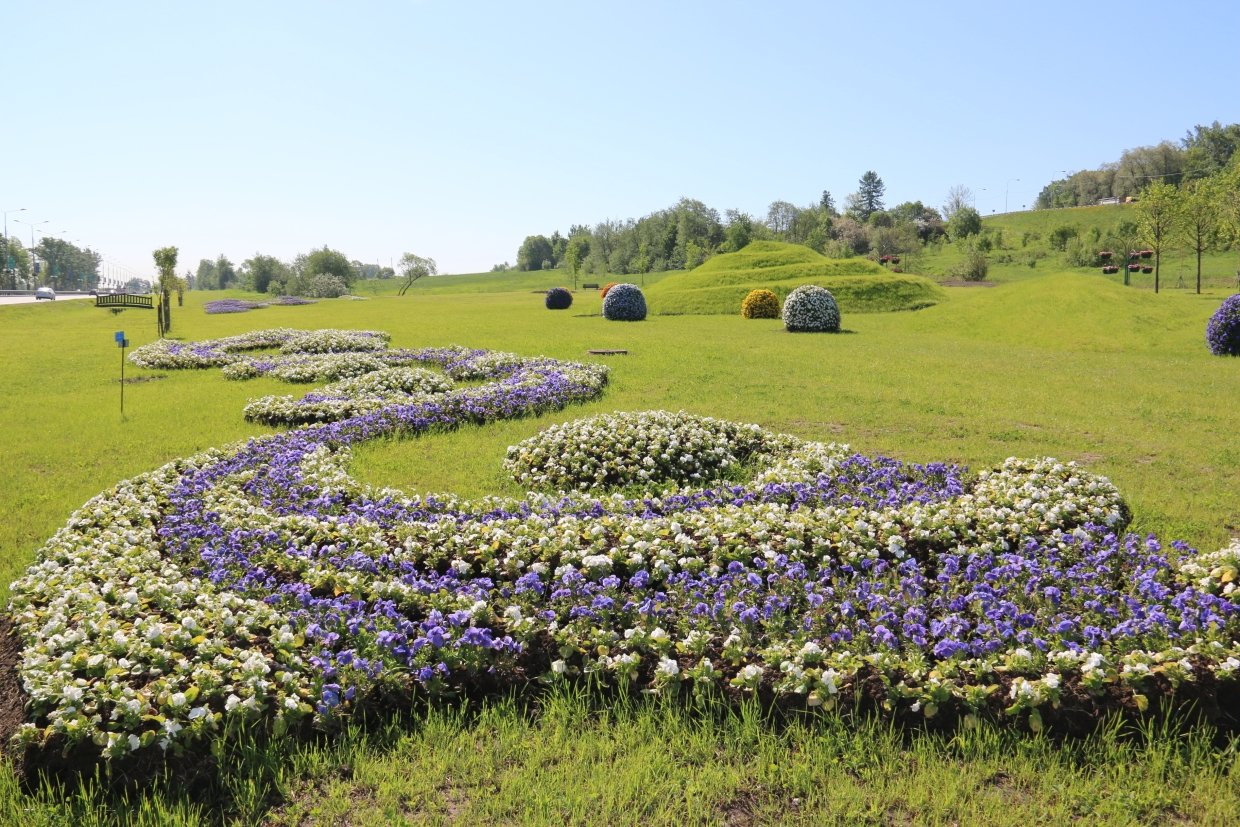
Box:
116;332;129;418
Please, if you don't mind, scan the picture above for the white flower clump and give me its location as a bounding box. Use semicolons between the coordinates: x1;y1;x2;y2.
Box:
782;285;841;333
322;367;453;398
1178;539;1240;596
896;457;1128;550
280;329;390;354
504;410;780;491
268;353;389;383
243;393;425;425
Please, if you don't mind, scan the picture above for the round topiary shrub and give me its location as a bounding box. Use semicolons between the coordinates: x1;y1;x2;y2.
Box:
600;282;619;298
1206;294;1240;356
741;289;780;319
545;287;573;310
782;284;840;332
602;283;647;321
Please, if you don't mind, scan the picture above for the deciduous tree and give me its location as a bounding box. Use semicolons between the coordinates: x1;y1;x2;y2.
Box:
1178;179;1219;294
946;206;982;240
1136;181;1180;293
152;246;178;336
305;247;357;286
517;235;554;271
942;185;973;219
765;201;798;236
563;234;590;286
397;253;436;296
242;254;289;294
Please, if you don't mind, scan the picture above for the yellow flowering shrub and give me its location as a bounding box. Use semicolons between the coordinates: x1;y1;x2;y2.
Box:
741;289;780;319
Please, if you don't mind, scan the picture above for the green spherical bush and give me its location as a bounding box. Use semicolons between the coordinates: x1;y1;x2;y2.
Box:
602;283;647;321
782;285;840;332
545;287;573;310
741;289;780;319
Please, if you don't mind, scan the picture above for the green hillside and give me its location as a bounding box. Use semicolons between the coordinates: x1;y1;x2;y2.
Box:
646;240;945;315
920;203;1240;287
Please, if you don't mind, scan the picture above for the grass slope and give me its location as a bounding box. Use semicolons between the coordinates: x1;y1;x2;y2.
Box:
646;241;945;315
920;203;1240;287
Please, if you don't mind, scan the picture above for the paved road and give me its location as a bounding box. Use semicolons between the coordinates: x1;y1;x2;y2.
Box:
0;293;95;306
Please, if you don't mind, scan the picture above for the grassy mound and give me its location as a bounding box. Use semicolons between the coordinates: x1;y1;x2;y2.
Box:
646;241;945;315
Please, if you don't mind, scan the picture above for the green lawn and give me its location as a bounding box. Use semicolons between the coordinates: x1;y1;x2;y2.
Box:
1;270;1239;824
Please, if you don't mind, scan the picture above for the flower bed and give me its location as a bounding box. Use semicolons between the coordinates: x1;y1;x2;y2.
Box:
9;329;1240;765
204;299;268;314
203;297;316;314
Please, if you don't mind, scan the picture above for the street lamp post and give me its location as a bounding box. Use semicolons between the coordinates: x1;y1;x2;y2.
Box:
1005;178;1020;213
2;207;25;281
13;218;50;287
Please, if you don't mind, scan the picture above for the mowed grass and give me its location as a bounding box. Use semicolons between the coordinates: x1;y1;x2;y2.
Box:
10;688;1236;826
2;272;1240;824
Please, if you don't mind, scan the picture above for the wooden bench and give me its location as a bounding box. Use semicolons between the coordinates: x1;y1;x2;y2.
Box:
95;293;154;309
581;283;599;289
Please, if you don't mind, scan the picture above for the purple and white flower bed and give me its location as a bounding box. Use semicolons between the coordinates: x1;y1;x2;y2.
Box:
204;296;316;314
204;299;268;314
8;329;1240;762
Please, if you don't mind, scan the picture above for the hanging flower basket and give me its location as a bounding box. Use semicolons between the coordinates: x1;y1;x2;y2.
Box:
1141;266;1153;274
1140;250;1154;259
1128;263;1141;272
890;256;901;264
1098;251;1114;261
1102;265;1119;274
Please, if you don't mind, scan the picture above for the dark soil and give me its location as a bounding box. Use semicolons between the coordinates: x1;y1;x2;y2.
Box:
0;615;29;778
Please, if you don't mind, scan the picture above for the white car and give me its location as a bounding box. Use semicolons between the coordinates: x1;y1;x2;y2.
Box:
35;287;56;301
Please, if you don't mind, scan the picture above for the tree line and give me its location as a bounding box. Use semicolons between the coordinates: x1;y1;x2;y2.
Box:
0;235;102;291
507;172;1000;282
1036;121;1240;209
190;248;395;296
189;248;443;298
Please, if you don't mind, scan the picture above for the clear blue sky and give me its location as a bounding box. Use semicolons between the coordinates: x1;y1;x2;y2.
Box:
3;0;1237;280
